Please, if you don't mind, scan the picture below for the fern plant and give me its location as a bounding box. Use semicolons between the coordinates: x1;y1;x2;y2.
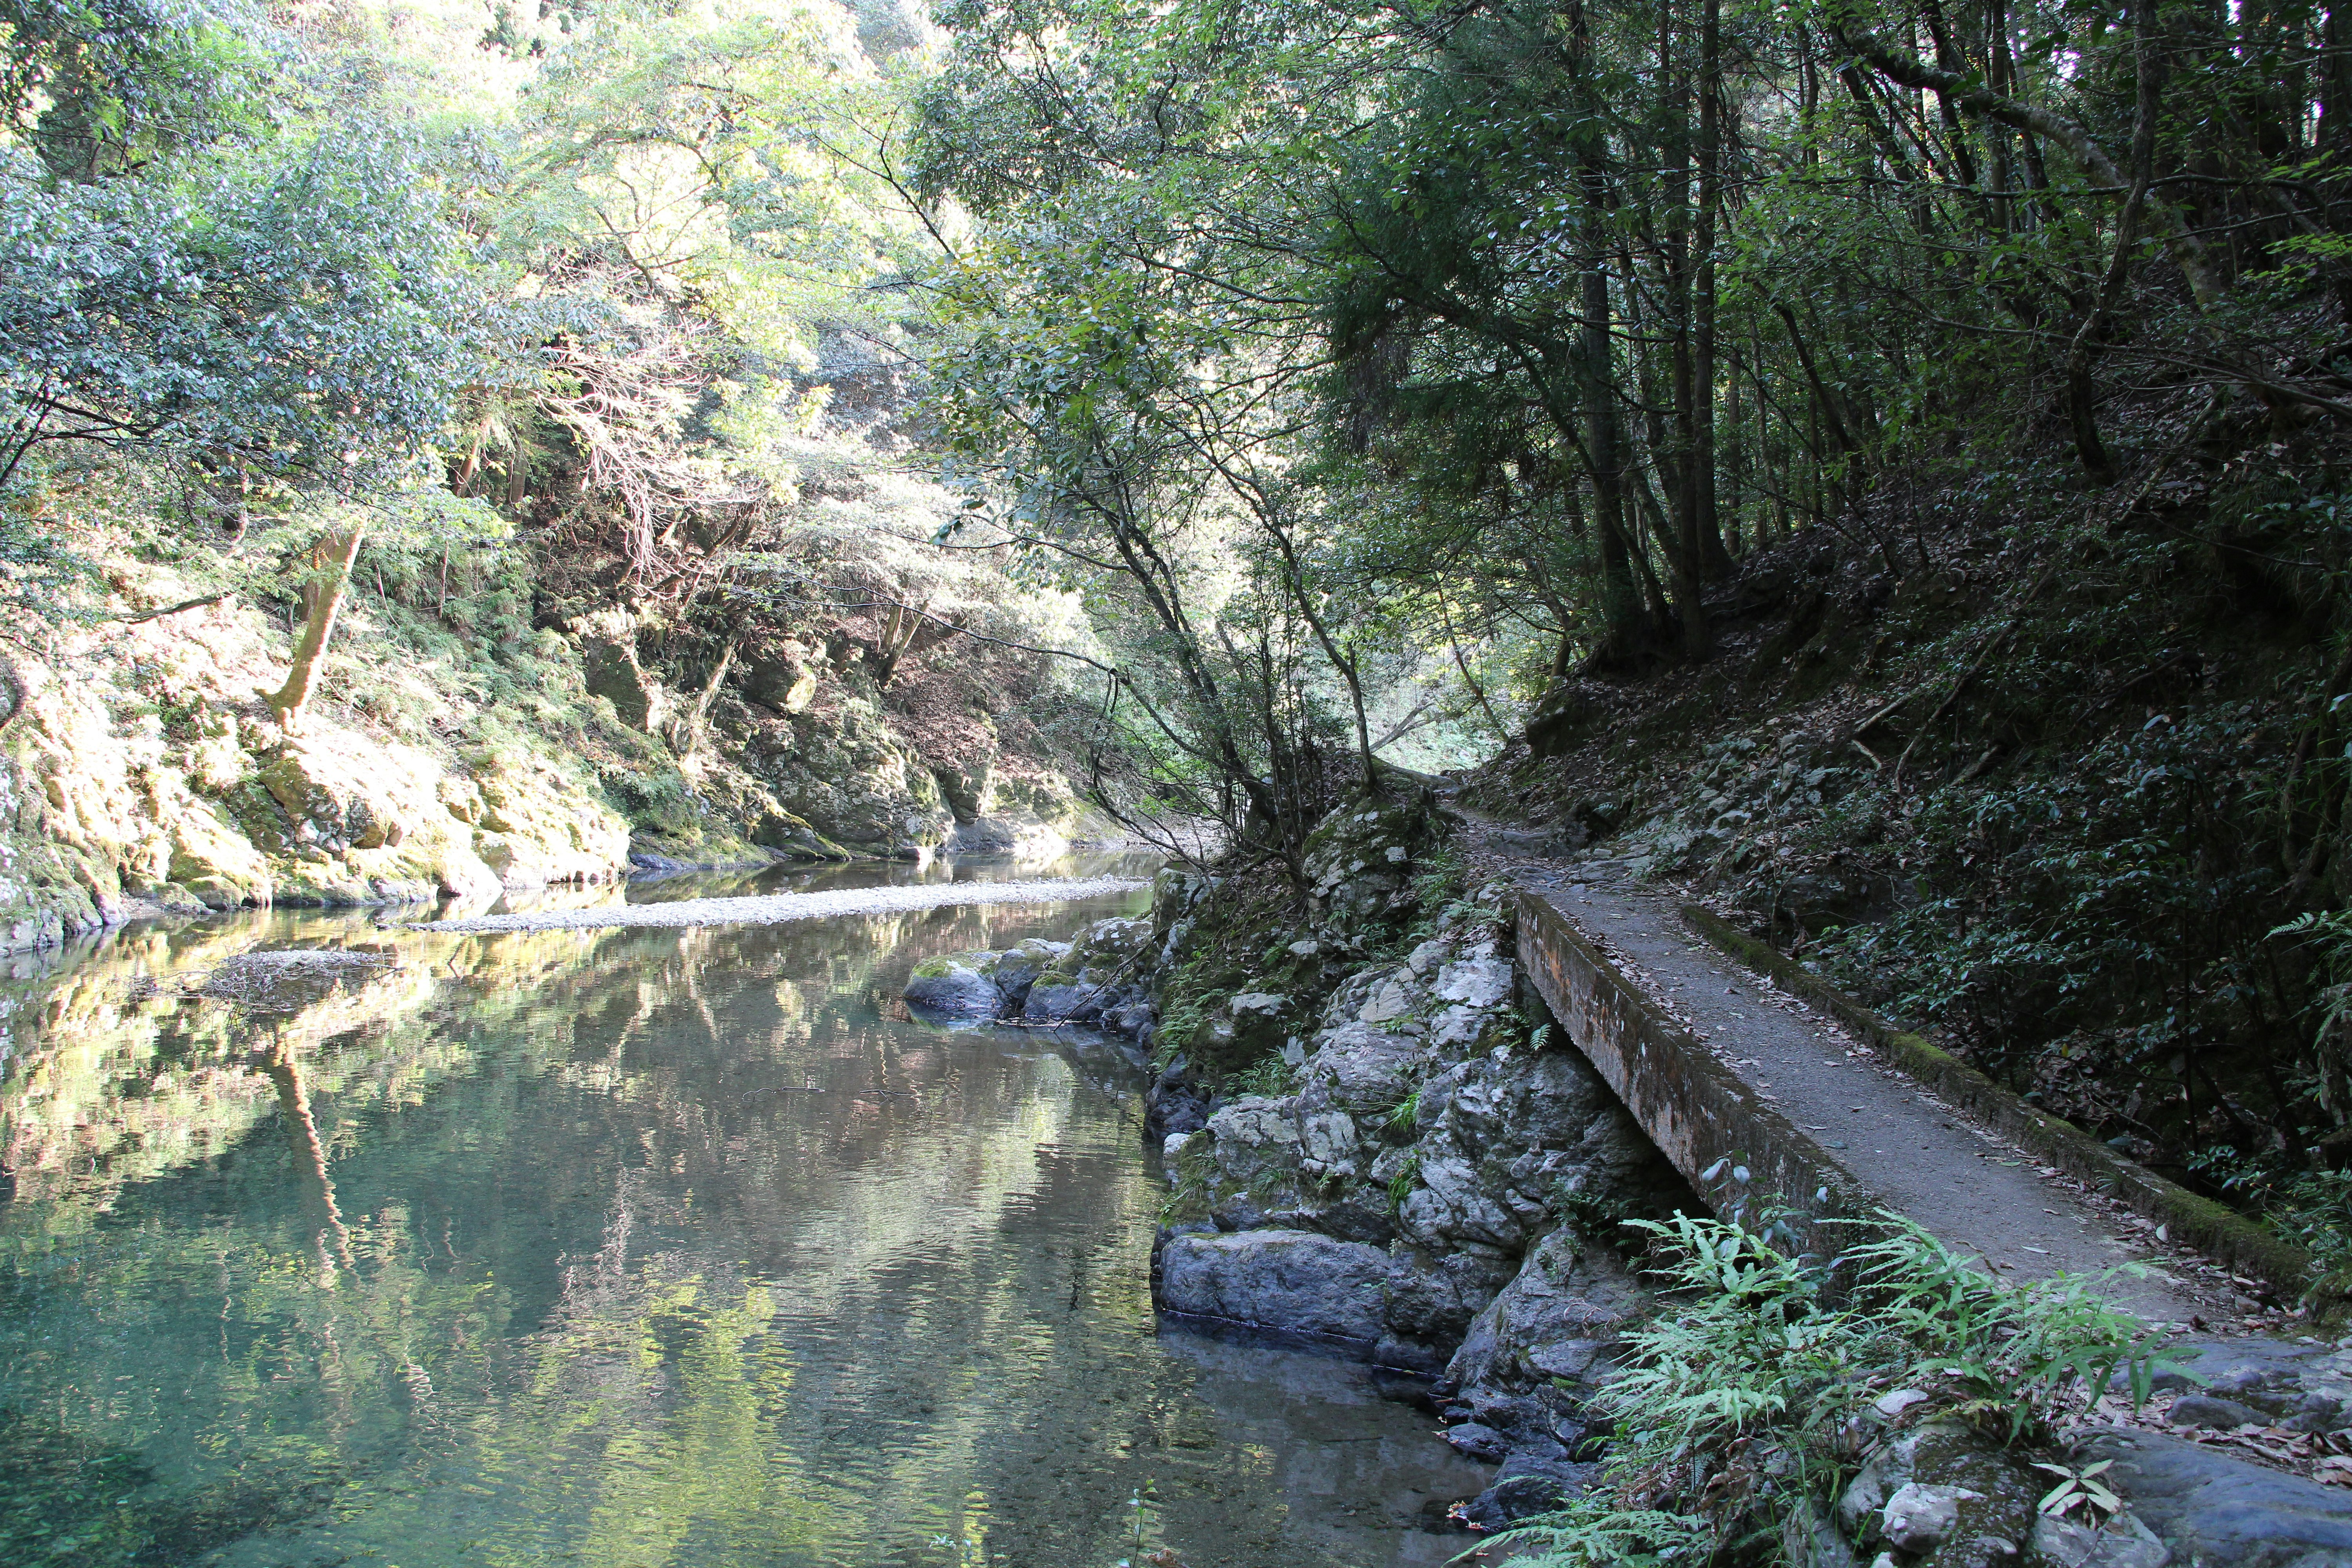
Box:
1491;1210;2174;1567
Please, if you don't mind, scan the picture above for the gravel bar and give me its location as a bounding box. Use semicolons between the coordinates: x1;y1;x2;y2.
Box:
413;877;1150;934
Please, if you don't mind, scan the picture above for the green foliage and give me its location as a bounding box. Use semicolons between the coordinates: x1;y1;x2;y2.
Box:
0;0;274;180
0;129;488;497
1812;691;2292;1129
1224;1053;1297;1098
1495;1212;2172;1566
1386;1150;1421;1215
2188;1147;2352;1303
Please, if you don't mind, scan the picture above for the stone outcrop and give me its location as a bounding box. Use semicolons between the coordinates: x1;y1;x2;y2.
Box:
736;697;959;858
2073;1425;2352;1568
1152;886;1683;1372
1157;1229;1392;1345
902;917;1154;1029
0;619;642;940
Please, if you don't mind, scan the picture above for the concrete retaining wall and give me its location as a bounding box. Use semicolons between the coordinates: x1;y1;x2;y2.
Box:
1514;890;1871;1262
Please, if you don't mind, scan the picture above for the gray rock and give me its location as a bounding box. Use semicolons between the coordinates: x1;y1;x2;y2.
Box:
1103;998;1156;1037
2143;1338;2352;1412
1455;1468;1590;1530
1292;1019;1423;1116
2076;1426;2352;1568
1384;1247;1519;1351
1881;1481;1979;1553
1837;1419;2044;1561
903;957;1001;1017
1156;1229;1389;1344
1203;1097;1304;1190
2169;1393;2269;1430
1874;1388;1932;1419
1445;1225;1645;1392
1370;1332;1446;1372
1441;1421;1508;1461
1023;980;1103;1023
1433;956;1514;1008
2033;1511;2171;1568
2290;1393;2348;1434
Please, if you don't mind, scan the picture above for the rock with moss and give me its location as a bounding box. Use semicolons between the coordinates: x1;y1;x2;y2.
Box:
1832;1419;2047;1568
737;697;956;858
903;955;1006;1018
1301;797;1445;936
1157;1228;1393;1347
1024;916;1150;1022
902;918;1156;1028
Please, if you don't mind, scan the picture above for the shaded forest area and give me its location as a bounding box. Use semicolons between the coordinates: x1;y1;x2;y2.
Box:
8;0;2352;1249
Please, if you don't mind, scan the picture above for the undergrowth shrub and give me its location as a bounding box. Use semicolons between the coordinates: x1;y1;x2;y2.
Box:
1495;1213;2172;1567
1809;701;2299;1162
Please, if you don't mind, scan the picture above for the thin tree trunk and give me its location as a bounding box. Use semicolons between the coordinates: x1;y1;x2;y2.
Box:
1572;0;1649;664
1695;0;1732;581
2065;0;2164;481
270;527;365;735
1436;592;1510;746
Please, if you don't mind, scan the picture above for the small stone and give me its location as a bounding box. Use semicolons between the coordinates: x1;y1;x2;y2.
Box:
2031;1510;2170;1568
1162;1132;1192;1162
1873;1387;1932;1419
1359;979;1412;1024
1881;1482;1979;1553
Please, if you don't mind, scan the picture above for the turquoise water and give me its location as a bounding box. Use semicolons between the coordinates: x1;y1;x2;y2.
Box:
0;858;1485;1567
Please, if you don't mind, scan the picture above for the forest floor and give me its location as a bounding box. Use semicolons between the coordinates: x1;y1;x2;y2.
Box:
1452;809;2286;1331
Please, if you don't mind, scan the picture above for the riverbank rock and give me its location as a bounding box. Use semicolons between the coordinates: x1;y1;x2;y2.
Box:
1153;884;1686;1381
902;956;1005;1017
2074;1425;2352;1568
1158;1229;1391;1346
1820;1418;2052;1568
1303;798;1443;936
1456;1454;1601;1530
901;916;1157;1030
1444;1225;1645;1393
738;697;956;858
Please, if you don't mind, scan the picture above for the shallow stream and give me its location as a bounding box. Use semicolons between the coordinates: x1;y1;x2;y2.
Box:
0;855;1485;1567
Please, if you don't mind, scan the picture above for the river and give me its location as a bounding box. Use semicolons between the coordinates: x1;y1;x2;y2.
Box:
0;854;1486;1568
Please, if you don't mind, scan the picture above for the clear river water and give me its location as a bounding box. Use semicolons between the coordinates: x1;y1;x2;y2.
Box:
0;854;1488;1568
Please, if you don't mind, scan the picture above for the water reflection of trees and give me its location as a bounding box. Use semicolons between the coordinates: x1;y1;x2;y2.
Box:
1;890;1286;1567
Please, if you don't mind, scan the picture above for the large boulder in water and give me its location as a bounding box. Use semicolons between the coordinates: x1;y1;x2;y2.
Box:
903;956;1003;1018
1156;1228;1389;1346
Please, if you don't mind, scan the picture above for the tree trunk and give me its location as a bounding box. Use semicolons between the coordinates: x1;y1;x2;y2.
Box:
1572;0;1650;665
270;527;365;735
2064;0;2164;483
1695;0;1733;582
1661;2;1711;659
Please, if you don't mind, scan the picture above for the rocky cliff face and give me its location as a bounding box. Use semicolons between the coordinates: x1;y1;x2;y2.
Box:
0;555;1097;956
0;592;633;949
